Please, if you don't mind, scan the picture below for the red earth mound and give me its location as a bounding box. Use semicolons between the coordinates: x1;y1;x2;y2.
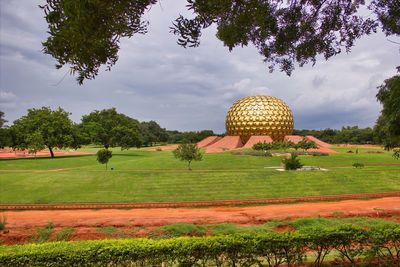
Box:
205;136;243;153
305;135;332;148
242;135;273;149
197;136;222;148
284;135;305;144
1;197;399;245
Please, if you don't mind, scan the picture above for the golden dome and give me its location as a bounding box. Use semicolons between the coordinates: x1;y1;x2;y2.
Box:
225;95;294;143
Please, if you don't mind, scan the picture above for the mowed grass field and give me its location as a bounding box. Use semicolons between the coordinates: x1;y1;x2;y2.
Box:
0;146;399;204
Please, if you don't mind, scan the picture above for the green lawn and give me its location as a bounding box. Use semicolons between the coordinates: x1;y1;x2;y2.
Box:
0;147;399;204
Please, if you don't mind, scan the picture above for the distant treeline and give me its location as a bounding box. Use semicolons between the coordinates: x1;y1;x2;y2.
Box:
293;126;379;145
0;108;223;152
0;108;384;153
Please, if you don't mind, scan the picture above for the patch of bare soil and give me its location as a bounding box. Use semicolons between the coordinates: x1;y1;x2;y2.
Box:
0;148;93;158
1;197;400;245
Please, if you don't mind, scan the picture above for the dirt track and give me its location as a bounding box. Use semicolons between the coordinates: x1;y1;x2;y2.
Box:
1;197;400;245
0;148;93;158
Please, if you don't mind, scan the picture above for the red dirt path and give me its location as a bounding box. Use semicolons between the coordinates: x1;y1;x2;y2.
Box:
1;197;399;245
0;148;93;158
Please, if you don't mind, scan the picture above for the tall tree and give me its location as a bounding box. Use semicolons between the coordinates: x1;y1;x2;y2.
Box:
10;107;79;157
40;0;397;84
81;108;141;149
376;73;400;148
0;111;7;128
140;121;168;146
0;111;10;148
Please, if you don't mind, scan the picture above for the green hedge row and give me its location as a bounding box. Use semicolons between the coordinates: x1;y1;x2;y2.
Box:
1;224;399;266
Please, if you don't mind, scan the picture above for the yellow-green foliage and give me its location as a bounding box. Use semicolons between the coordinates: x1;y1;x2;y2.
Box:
1;225;399;266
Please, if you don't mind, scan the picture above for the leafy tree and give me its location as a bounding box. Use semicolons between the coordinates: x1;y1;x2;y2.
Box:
173;143;203;170
0;128;10;148
294;127;376;145
197;130;215;141
10;107;79;158
81;108;141;149
25;130;46;158
82;121;104;144
140;121;168;146
182;131;199;143
0;110;11;148
0;111;7;128
40;0;397;84
96;149;113;170
167;130;184;144
376;73;400;148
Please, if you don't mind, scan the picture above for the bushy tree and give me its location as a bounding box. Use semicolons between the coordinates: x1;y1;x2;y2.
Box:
81;108;141;149
0;111;7;128
376;73;400;148
167;130;184;144
282;153;303;170
10;107;79;158
173;143;203;170
96;149;113;170
253;141;273;151
0;110;10;148
294;127;375;145
295;139;318;151
140;121;168;146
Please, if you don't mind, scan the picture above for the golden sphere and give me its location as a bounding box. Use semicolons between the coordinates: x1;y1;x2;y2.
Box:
225;95;294;143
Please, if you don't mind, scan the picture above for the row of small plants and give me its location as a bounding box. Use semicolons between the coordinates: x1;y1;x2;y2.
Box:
252;140;318;152
1;224;399;266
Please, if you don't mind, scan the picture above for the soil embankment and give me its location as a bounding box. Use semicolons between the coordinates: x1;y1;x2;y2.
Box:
1;197;399;245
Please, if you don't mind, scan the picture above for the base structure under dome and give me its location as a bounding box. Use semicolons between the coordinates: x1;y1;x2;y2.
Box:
197;135;338;154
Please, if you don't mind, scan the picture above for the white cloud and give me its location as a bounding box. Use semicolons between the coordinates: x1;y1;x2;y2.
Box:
0;91;16;101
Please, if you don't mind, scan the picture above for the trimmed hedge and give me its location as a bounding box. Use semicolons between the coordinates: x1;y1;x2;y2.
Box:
1;225;399;266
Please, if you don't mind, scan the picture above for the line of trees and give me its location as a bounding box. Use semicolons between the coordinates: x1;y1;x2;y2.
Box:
1;107;398;158
0;107;219;157
293;126;378;145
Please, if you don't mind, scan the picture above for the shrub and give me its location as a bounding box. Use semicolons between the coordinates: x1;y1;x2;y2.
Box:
282;153;303;170
352;162;364;168
294;139;318;151
233;151;272;156
252;141;296;151
252;141;273;151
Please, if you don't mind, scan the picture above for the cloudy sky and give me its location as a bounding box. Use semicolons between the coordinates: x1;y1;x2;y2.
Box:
1;1;399;133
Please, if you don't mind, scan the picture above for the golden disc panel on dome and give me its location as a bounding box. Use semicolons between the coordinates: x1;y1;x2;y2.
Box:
225;95;294;143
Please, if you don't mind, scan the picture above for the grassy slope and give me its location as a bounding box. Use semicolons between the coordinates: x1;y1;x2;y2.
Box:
0;147;399;204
